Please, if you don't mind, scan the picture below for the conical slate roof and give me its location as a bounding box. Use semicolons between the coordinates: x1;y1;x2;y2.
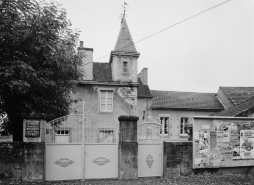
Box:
113;17;137;53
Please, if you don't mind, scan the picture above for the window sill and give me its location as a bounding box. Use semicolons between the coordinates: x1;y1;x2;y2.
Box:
179;134;189;138
99;111;113;114
160;135;171;138
121;72;130;76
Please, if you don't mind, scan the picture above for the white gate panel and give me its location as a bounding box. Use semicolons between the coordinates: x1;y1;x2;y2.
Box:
138;144;162;177
46;144;83;181
84;144;118;179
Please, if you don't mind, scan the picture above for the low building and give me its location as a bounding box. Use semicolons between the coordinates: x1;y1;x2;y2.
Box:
147;90;224;141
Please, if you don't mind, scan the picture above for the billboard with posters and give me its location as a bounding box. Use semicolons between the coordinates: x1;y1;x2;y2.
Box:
193;116;254;168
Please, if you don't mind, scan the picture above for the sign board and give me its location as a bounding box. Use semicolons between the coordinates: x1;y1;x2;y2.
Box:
193;116;254;168
25;120;40;137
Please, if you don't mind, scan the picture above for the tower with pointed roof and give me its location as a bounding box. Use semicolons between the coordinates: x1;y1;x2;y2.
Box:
110;15;140;82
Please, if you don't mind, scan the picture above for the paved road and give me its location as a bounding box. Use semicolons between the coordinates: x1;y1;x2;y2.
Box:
0;175;254;185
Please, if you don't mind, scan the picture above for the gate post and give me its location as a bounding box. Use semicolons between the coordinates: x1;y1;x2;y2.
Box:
118;115;139;179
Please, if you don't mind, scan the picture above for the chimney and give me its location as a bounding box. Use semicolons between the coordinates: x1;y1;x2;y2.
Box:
141;68;148;85
80;41;84;48
77;41;93;80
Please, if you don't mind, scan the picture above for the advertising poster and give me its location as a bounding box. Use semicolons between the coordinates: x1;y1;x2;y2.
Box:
210;131;217;148
198;130;210;152
240;130;254;158
193;118;254;169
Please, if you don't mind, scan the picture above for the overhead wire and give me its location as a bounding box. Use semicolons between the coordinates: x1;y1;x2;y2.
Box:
93;0;232;62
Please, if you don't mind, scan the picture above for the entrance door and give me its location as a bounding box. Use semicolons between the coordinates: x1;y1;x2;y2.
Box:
138;122;163;177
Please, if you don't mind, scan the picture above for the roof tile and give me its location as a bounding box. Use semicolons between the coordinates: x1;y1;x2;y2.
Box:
220;87;254;105
213;97;254;117
151;90;224;110
113;18;137;53
93;62;112;82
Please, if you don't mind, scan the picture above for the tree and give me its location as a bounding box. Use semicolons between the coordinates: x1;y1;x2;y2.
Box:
0;0;83;137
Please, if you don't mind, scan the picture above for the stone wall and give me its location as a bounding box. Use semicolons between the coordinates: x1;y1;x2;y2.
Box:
0;142;44;180
164;142;193;178
119;115;138;179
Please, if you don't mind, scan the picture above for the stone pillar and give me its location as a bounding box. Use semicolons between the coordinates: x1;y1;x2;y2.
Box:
22;114;46;142
118;115;139;179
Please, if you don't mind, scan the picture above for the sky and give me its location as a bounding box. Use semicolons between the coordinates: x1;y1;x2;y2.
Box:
54;0;254;93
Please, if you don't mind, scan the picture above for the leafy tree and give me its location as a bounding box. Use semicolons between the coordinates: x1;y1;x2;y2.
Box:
0;0;83;138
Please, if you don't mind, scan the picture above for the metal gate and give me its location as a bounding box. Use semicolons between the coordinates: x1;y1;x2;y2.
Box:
138;122;163;177
45;114;118;181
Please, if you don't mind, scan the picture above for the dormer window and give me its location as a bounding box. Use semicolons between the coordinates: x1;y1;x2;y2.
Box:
123;61;128;74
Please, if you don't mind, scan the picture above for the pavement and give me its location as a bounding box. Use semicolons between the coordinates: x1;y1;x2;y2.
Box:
1;175;254;185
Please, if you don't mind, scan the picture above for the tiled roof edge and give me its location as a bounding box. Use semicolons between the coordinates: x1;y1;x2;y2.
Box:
150;107;223;112
219;87;233;104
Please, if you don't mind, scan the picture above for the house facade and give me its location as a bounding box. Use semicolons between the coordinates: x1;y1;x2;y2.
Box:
70;17;148;126
69;18;254;143
146;90;224;141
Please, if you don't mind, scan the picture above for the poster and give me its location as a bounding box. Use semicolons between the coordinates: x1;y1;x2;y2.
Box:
193;118;254;169
240;130;254;158
25;120;40;137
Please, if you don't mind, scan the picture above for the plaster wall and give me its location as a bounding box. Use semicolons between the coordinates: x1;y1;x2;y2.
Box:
136;98;153;124
217;88;233;109
111;56;137;82
149;109;219;141
140;68;148;85
71;85;138;123
80;49;93;80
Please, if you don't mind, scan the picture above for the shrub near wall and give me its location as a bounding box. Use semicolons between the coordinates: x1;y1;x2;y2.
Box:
0;142;44;180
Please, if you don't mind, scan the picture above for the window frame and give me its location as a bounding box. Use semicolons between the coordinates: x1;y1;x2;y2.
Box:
98;128;115;143
54;128;70;143
180;117;189;137
159;114;171;137
98;88;114;113
123;61;128;73
122;61;130;75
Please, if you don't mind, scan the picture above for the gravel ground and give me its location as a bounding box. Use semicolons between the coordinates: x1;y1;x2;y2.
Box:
1;175;254;185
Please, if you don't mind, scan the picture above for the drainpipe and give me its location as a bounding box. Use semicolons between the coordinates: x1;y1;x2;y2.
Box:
184;123;193;141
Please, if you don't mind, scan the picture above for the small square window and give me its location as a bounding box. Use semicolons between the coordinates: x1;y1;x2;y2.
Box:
55;129;70;143
123;61;128;73
98;129;115;143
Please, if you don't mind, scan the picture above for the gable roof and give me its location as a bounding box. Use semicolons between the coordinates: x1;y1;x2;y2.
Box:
220;87;254;105
151;90;224;111
214;96;254;117
137;77;153;98
113;17;137;53
93;62;112;82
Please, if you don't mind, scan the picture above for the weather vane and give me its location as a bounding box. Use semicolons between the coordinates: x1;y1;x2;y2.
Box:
120;0;128;23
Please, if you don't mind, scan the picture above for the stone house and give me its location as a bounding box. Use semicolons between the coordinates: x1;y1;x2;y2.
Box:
146;87;254;141
70;16;150;127
65;17;254;143
146;90;224;141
